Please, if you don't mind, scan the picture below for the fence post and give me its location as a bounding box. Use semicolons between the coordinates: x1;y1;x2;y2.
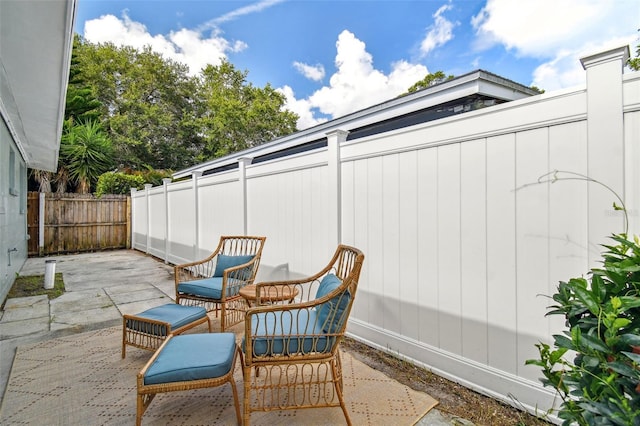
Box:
163;178;172;263
144;183;152;254
130;188;137;250
192;171;202;260
325;130;349;247
126;195;131;249
580;45;629;263
238;157;252;235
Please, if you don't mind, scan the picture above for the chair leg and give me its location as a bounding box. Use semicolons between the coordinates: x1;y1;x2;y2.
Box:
332;355;351;426
122;318;127;359
243;366;252;426
136;392;155;426
229;378;242;425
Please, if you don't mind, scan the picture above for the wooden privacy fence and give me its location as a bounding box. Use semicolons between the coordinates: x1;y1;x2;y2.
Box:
27;192;130;256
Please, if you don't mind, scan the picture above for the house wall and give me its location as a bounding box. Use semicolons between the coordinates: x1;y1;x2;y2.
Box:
131;47;640;417
0;117;28;303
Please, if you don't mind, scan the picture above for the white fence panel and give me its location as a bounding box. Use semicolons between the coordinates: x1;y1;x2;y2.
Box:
197;172;244;258
130;48;639;419
166;180;196;265
248;155;332;280
147;185;167;259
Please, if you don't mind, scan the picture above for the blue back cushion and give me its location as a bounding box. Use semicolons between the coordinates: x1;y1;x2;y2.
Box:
214;254;255;277
315;274;351;333
244;308;333;356
144;333;236;385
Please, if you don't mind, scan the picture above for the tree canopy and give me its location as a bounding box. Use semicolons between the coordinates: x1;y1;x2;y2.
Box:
405;71;454;94
67;36;299;172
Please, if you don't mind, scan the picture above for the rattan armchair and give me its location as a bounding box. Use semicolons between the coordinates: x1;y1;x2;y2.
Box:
242;244;364;425
175;235;266;331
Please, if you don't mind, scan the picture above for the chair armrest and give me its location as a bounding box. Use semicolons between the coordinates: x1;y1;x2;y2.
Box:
174;249;221;285
252;273;328;305
220;257;260;295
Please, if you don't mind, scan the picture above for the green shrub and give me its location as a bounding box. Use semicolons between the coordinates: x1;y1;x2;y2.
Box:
134;168;172;187
527;234;640;425
95;171;145;196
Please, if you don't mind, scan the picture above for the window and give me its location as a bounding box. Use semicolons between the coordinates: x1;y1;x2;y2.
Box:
9;148;18;196
20;163;26;214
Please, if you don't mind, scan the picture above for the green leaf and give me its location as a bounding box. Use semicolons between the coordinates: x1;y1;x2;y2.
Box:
607;361;639;378
573;286;601;316
618;334;640;347
610;318;631;330
621;351;640;364
579;333;610;354
554;334;576;350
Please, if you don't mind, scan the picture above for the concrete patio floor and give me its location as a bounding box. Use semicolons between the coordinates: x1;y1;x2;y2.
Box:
0;249;467;425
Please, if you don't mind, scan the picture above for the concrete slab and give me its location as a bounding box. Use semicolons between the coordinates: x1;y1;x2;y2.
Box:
50;305;121;332
50;289;114;312
0;316;50;339
1;295;49;322
104;287;168;305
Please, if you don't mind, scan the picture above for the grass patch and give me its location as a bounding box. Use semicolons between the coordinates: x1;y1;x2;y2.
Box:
8;273;65;300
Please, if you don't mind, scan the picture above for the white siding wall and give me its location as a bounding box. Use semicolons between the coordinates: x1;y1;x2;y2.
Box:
130;49;640;417
0;118;28;302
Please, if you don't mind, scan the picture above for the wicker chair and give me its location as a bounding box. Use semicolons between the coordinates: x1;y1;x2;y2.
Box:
175;235;266;331
242;244;364;426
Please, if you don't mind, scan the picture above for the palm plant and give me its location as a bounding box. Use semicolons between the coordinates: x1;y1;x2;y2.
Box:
60;120;113;194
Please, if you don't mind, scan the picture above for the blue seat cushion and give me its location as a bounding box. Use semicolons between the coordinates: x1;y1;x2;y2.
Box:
214;254;255;277
315;274;351;333
177;277;239;299
244;309;334;356
127;304;207;335
144;333;236;385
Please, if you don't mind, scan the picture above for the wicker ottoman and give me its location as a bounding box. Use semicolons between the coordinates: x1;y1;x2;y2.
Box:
136;333;241;425
122;303;211;358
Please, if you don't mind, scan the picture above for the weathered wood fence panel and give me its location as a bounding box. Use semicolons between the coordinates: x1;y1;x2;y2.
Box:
27;192;130;256
26;192;40;255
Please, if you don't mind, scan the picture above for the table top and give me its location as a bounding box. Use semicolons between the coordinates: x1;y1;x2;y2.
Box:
239;284;299;303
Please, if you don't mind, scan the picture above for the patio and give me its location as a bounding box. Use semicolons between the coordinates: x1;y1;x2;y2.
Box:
0;250;452;425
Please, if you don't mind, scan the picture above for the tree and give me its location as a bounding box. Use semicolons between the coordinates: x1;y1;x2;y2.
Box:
60;120;113;194
405;71;454;94
65;35;103;124
64;38;299;173
194;60;298;159
71;40;201;170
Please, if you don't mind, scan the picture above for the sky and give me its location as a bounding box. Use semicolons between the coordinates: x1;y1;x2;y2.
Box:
75;0;639;130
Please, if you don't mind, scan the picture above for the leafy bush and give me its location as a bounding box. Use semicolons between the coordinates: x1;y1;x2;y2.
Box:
527;234;640;425
134;168;172;187
95;172;145;197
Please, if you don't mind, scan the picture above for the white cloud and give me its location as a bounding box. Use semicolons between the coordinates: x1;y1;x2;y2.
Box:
532;36;637;91
293;62;325;81
286;30;427;125
471;0;638;89
83;12;244;75
201;0;286;28
278;86;327;129
420;3;457;56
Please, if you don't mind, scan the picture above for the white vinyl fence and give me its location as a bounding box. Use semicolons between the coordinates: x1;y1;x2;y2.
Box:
131;46;640;418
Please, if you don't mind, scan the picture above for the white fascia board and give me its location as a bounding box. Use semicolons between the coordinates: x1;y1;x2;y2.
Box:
0;0;76;172
173;70;535;179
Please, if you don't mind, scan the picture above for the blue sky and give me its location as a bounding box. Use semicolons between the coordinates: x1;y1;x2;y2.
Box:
75;0;639;129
